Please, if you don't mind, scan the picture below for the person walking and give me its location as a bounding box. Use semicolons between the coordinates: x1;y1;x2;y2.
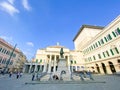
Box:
87;70;94;80
9;71;12;78
16;72;19;79
32;72;35;81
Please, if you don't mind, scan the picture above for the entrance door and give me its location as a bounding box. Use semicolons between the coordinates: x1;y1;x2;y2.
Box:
101;63;107;74
96;64;100;73
108;61;116;73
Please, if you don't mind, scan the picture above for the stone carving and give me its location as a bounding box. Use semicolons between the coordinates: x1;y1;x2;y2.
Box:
60;48;64;58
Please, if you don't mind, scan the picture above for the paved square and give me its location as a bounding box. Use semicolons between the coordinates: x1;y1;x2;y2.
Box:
0;74;120;90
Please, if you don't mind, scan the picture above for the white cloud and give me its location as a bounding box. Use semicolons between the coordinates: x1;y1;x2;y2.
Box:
26;42;34;47
0;1;19;16
0;35;14;45
8;0;15;5
22;0;31;11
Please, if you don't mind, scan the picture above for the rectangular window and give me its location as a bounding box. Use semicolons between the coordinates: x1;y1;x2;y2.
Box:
95;43;98;47
114;47;119;54
106;51;110;57
104;37;108;42
90;57;92;61
93;56;96;60
93;44;95;48
107;34;112;41
89;47;91;51
36;59;38;63
74;61;76;64
0;57;2;63
110;49;114;55
98;41;101;46
103;52;106;58
40;59;42;63
101;39;104;44
91;46;93;50
112;31;116;37
2;49;4;53
98;54;101;59
117;28;120;35
0;48;2;52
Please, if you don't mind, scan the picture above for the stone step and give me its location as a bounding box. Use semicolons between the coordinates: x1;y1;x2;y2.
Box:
25;80;106;85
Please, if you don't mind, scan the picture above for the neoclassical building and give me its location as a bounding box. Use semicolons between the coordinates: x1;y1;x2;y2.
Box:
23;44;85;73
24;15;120;75
73;15;120;74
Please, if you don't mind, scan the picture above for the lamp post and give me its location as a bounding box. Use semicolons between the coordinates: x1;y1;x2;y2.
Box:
3;44;17;73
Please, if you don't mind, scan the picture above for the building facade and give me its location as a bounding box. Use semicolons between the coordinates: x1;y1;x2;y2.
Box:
0;38;27;73
73;15;120;74
24;15;120;75
23;44;82;73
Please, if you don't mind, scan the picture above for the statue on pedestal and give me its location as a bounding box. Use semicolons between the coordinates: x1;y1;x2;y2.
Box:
60;48;64;58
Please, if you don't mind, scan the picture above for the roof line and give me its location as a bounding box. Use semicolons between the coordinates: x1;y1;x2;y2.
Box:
73;25;104;41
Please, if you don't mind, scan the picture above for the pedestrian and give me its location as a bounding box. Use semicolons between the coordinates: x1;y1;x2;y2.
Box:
9;71;12;78
16;72;19;79
79;71;84;81
20;72;23;77
87;70;94;80
32;72;35;81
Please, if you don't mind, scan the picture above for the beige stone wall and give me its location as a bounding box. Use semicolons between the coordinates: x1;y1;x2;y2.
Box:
74;15;120;74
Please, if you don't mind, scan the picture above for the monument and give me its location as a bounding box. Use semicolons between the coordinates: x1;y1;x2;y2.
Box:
53;48;71;81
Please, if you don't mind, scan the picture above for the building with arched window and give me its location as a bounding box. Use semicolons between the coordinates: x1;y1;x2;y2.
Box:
73;15;120;74
24;15;120;75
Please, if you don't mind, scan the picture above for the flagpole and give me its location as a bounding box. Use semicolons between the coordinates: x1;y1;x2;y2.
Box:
3;44;17;73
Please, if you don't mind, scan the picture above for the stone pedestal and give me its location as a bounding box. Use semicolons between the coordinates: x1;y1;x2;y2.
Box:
54;58;71;81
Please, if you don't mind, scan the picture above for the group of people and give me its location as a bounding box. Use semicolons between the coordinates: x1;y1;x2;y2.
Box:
9;71;23;79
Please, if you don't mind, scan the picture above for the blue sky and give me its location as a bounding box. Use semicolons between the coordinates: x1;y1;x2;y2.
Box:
0;0;120;60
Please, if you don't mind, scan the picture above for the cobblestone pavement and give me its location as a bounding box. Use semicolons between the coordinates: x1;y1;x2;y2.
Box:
0;74;120;90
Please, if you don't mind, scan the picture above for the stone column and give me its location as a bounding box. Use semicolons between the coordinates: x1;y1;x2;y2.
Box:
48;55;52;73
75;66;77;71
99;64;105;74
43;59;47;72
67;55;71;74
34;64;37;72
106;63;112;74
53;55;56;73
29;64;32;73
22;64;26;73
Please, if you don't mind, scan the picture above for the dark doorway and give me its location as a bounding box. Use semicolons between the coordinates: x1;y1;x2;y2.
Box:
118;59;120;69
51;66;54;72
108;61;116;73
37;65;40;72
56;66;58;71
101;63;107;74
96;64;100;73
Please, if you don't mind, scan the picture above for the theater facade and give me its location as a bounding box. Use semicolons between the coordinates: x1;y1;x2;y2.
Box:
24;15;120;74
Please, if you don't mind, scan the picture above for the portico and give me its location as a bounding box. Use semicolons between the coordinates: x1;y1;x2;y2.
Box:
23;44;76;74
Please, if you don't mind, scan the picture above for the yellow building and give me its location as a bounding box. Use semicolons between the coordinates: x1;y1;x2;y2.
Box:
24;44;80;73
0;38;27;73
73;15;120;74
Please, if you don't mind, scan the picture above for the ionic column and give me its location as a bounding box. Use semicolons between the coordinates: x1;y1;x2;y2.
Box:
43;60;47;72
53;55;56;73
48;55;52;73
22;64;26;73
29;64;32;73
34;65;37;72
67;55;71;74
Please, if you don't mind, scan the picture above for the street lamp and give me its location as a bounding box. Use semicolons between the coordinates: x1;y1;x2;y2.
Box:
3;44;17;73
